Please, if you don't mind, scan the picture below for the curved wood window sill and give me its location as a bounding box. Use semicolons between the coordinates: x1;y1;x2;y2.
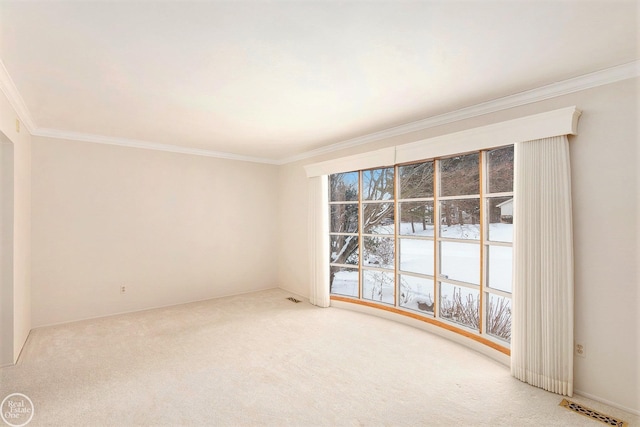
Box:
331;295;510;357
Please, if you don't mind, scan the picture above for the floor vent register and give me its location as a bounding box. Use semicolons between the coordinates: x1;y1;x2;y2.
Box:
559;399;627;427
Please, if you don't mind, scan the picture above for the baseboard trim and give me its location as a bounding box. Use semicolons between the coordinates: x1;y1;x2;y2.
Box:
32;286;279;330
13;329;32;366
574;389;640;417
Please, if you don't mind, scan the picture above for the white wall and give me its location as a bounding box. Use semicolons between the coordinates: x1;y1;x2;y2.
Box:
568;79;638;413
277;77;639;413
0;88;31;366
31;137;279;327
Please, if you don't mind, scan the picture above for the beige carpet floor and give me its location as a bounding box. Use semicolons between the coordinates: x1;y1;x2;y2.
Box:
0;288;637;426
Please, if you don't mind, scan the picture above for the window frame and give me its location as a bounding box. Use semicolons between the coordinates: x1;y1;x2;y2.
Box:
310;106;580;360
328;146;514;353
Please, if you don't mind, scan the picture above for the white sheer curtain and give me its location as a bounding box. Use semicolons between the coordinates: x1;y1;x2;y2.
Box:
308;176;330;307
511;135;574;396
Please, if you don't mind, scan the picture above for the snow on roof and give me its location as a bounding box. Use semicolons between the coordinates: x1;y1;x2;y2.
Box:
496;198;513;208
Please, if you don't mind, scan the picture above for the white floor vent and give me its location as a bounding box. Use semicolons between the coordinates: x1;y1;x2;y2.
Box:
286;297;302;303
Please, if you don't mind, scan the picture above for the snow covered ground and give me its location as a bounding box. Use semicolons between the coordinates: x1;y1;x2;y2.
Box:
330;223;513;313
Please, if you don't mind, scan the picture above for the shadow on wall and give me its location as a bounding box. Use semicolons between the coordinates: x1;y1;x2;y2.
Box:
0;133;14;366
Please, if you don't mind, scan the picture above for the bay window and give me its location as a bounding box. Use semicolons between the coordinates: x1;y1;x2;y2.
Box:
329;146;514;349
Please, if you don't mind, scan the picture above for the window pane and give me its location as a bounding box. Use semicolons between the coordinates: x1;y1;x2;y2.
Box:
399;202;434;236
363;203;394;234
486;293;511;342
399;238;434;276
487;197;513;242
487;146;514;194
363;236;394;269
487;246;512;293
330;204;358;234
330;172;359;202
439;153;479;197
439;283;479;330
363;270;394;304
440;241;480;284
399;161;434;199
330;235;359;265
330;266;358;297
399;275;434;313
363;168;394;200
439;199;480;240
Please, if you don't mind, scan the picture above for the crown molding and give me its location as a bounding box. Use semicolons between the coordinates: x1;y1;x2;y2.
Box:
277;60;639;165
0;59;36;133
1;56;637;165
32;128;280;164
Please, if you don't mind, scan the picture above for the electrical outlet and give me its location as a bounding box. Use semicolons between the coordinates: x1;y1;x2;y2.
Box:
120;285;126;294
575;342;586;358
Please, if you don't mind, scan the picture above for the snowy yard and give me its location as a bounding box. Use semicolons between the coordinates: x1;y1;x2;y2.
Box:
330;222;513;335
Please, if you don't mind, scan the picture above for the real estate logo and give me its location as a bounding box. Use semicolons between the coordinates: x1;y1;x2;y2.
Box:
1;394;34;427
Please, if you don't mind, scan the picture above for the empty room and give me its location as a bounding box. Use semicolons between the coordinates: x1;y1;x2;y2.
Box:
0;1;638;426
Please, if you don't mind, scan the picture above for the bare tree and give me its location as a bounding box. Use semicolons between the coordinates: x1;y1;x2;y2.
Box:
329;169;395;290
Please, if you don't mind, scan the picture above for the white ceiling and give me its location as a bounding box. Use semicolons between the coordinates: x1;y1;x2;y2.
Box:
0;1;638;162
